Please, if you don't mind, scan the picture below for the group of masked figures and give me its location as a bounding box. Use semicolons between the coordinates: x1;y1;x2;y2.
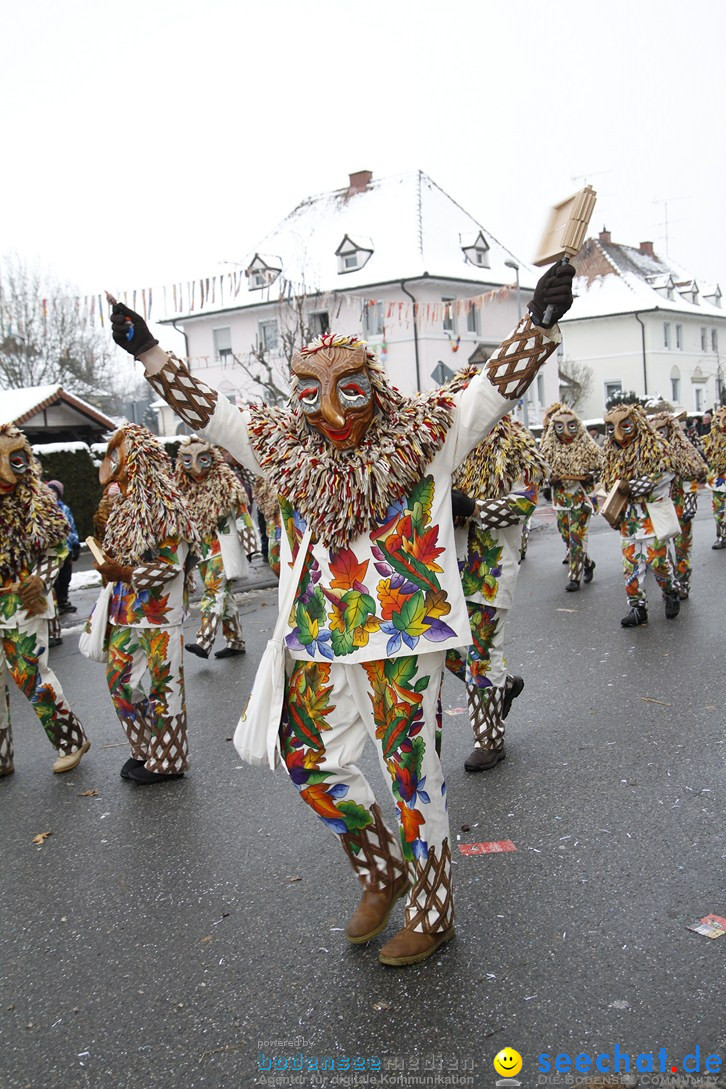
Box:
2;259;724;967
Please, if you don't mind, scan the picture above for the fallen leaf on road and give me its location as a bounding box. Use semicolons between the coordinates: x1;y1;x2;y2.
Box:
556;608;577;613
287;875;302;883
32;832;52;845
640;697;671;706
78;789;99;797
372;999;392;1011
200;936;212;943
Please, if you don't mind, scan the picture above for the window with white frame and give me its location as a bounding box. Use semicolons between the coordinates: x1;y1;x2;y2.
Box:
363;302;384;337
536;373;545;406
308;311;330;336
712;328;719;353
701;327;707;351
670;365;681;403
663;322;671;349
694;384;706;412
466;305;478;335
335;235;373;275
604;380;622;403
442;297;456;334
213;326;233;360
676;323;683;350
258;320;278;352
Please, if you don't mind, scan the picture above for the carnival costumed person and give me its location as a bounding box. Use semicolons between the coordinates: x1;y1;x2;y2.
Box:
601;404;680;627
650;410;707;598
254;476;282;579
109;261;575;965
540;402;570;565
0;425;90;776
174;437;253;660
539;405;603;591
92;424;200;783
446;413;548;772
702;406;726;550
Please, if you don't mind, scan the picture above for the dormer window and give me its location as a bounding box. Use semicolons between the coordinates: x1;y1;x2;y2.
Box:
646;274;675;300
676;279;699;305
461;232;490;269
703;284;722;309
335;235;373;274
245;254;282;291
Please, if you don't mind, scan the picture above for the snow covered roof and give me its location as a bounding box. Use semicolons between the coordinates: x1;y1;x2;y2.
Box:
0;384;117;429
563;236;725;322
162;170;534;323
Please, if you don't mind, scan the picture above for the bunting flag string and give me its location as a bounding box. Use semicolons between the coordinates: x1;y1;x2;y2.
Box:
29;271;514;336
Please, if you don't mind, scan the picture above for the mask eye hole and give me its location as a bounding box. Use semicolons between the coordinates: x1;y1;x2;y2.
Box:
606;424;615;436
198;454;213;468
298;385;320;409
554;422;565;433
9;452;28;471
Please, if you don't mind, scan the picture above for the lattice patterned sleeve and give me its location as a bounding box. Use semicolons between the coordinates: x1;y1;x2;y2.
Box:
628;474;660;499
237;511;260;557
485;315;560;400
34;543;69;591
146;352;219;430
475;498;523;528
131;557;180;591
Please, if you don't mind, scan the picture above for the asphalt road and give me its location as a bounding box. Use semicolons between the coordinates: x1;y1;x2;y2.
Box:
1;506;724;1089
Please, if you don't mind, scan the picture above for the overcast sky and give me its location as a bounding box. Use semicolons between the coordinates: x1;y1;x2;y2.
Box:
2;0;725;308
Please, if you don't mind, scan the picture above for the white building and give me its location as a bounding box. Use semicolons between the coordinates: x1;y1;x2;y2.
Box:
156;170;561;433
560;231;725;418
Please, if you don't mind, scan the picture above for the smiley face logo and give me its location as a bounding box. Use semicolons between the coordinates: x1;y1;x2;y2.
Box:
493;1048;522;1078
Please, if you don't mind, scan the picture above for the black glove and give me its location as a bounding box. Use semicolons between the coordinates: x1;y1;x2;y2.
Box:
528;260;576;328
71;542;80;561
451;489;475;520
110;301;159;358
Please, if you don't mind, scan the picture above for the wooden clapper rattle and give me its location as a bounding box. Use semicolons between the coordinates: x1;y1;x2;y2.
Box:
533;184;598;324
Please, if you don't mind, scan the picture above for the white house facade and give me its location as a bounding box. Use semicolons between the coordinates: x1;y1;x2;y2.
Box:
156;170;561;433
560;232;725;418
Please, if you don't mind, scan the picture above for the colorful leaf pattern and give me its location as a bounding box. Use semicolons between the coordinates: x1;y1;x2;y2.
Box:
283;476;455;660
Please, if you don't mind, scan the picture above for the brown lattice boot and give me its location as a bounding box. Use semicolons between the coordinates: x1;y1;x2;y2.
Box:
379;838;455;966
341;803;409;944
464;686;505;772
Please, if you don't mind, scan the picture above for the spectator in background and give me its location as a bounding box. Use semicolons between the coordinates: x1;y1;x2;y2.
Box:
698;411;713;437
588;426;605;449
47;480;79;614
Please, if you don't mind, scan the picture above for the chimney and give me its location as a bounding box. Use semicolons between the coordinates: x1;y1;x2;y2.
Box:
347;170;372;196
599;227;611;244
639;241;655;257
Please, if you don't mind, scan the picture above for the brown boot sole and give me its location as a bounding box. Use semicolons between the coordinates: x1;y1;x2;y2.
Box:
464;749;505;773
379;926;456;966
347;880;410;944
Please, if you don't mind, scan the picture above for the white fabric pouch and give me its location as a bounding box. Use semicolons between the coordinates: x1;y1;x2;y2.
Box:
233;526;311;770
645;498;680;541
78;582;113;663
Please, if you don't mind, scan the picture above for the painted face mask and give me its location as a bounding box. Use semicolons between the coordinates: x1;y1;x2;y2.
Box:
716;407;726;434
292;342;375;450
605;405;639;448
0;434;31;495
551;408;580;444
100;431;130;494
179;440;215;480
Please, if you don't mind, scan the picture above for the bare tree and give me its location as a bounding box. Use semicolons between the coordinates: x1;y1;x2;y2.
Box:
228;280;333;405
559;357;594;411
0;254;116;402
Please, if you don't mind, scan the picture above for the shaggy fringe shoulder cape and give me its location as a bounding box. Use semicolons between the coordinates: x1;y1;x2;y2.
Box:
103;425;200;565
246;356;456;549
0;425;69;581
702;426;726;475
649;413;708;480
540;414;604;478
173;449;249;540
601;406;674;491
453;415;549;500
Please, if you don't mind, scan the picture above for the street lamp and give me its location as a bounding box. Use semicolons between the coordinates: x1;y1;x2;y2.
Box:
504;259;529;427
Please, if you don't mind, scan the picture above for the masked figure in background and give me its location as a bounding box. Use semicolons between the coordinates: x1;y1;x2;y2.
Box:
650;410;707;598
702;406;726;550
93;424;200;783
0;425;90;776
602;404;679;628
109;261;574;965
446;414;548;771
540;406;603;591
254;476;282;579
540;402;570;566
174;437;256;660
